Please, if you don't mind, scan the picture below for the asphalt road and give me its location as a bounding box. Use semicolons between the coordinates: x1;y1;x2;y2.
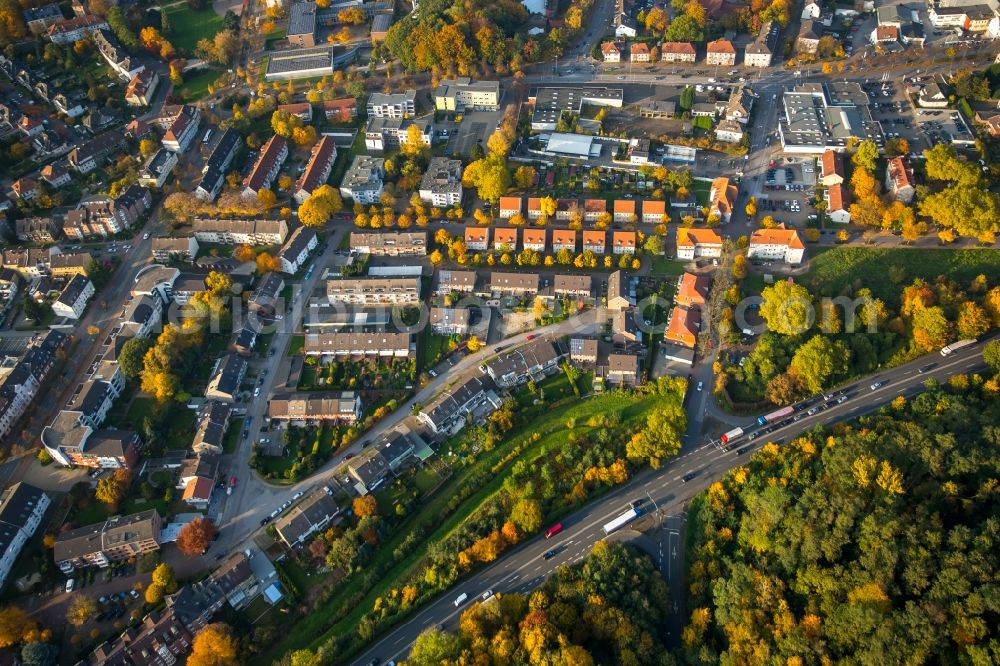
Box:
350;338;990;666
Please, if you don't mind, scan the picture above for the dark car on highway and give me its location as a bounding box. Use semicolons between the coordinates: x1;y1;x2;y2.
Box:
543;549;558;560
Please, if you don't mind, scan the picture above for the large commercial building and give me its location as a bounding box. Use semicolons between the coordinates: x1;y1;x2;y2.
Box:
778;82;881;154
529;87;623;131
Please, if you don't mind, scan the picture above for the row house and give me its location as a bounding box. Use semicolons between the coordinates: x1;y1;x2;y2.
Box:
152;236;199;262
302;332;414;359
294;136;337;204
745;21;779;68
490;272;538;296
192;218;289;245
0;364;39;443
429;307;470;335
436;269;477;294
67;128;126;174
553;274;592;299
16;216;59;243
607;353;640;386
0;483;50;589
205;354;247;403
196;128;242;201
417;375;502;436
569;337;598;364
161;105;201;153
326;276;421;305
243;135;288;197
1;248;50;278
267;392;362;425
50;251;92;277
676;228;723;260
526;197;543;220
277;102;312;122
485;340;564;388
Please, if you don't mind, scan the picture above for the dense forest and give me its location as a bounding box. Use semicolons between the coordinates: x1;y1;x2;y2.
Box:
406;541;675;666
682;379;1000;664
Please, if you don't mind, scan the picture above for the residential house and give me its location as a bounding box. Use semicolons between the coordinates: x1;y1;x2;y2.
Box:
151;236;199;263
709;176;738;223
273;488;340;547
641;200;666;224
67;128;126;174
613;199;636;222
192;218;288;246
339;155;384;204
660;42;697;63
417;375;503;435
826;183;852;224
322;97;358;122
138;148;178;188
607;353;640;386
676;228;723;260
39;164;70;188
0;482;50;588
54;510;162;572
630;43;650;62
243;135;288;196
287;1;317;46
419;157;463;207
612;231;637;255
918;83;948;108
52;275;94;319
293;136;337;204
606;269;633;310
0;364;39;446
485;340;563;388
490;272;538;296
88;609;193;665
191;402;232;457
47;15;107;45
675;272;711;308
367;90;416;118
552;229;577;253
11;177;39;201
248;272;285;319
665;306;700;348
601;42;622;62
162;106;201;153
553;274;591;299
15;217;59;243
801;0;821;19
612;308;640;344
24;4;63;34
277;226;318;274
49;252;92;277
582;230;606;255
327;277;421;305
122;294;163;339
715;119;744;143
464;227;489;251
522;228;546;252
745;21;778;67
93;29;144;80
706;38;736;66
885;156;916;203
726;87;753;124
346;449;390;495
364;115;433;152
429;307;470;335
437;269;477;294
498;196;522;218
747;226;806;263
277;102;313;121
569;338;598;364
125;69;158;106
301;332;413;359
267;392;362;425
526;197;543;220
583;199;606;222
195;128;242;201
493;227;518;252
819;149;845;186
205;354;247;403
176;455;219;510
351;231;428;256
796;20;822;54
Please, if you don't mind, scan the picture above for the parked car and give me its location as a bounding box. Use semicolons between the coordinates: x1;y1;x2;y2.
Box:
65;579;76;593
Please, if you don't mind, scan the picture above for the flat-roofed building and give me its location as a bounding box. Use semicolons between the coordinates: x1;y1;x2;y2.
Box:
192;218;288;245
367;90;416;118
326;276;421;305
287;1;317;47
529;87;623;131
339;155;384;204
778;82;880;154
419;157;463;207
434;77;501;111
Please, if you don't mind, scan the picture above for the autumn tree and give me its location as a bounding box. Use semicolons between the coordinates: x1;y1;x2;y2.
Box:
467;335;483;352
0;607;34;648
66;596;97;627
188;624;239;666
462;155;510;203
256;252;280;274
176;518;218;556
352;495;378;518
152;563;177;593
789;335;848;393
514;166;536;189
760;280;814;335
510;498;543;534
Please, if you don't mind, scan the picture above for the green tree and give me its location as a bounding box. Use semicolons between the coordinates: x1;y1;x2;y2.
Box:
789;335;848;393
409;628;463;666
983;340;1000;372
679;86;695;112
759;280;814;335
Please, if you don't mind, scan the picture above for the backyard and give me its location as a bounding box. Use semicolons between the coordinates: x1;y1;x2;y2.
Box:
298;358;417;391
251;424;348;481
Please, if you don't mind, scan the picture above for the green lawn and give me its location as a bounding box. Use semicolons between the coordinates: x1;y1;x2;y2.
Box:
164;5;224;52
650;255;686;276
224;418;244;454
264;383;660;662
288;335;305;356
175;68;223;102
420;333;453;372
691;180;712;206
801;247;1000;306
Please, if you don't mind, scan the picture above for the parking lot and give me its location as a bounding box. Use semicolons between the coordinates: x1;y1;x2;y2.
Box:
915;108;976;149
758;158;817;224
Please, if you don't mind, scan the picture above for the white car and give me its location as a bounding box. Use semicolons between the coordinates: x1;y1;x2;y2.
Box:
254;387;260;397
142;232;150;240
65;579;76;593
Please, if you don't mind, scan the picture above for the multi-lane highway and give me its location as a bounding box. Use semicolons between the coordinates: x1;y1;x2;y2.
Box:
350;338;990;666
